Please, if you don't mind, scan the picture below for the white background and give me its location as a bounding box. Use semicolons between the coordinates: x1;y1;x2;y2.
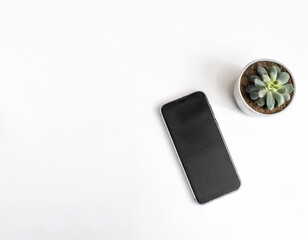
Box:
0;1;307;239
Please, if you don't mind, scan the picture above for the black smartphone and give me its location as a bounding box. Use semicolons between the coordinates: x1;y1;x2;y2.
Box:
161;91;240;204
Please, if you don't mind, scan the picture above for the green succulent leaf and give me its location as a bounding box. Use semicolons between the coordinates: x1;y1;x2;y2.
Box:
262;75;271;82
254;79;266;87
273;91;285;106
258;88;267;98
248;75;261;83
283;93;291;101
277;72;290;85
285;84;294;94
258;97;265;106
250;92;259;100
269;66;277;80
266;91;275;110
257;66;268;77
246;85;260;93
278;86;287;94
274;66;281;76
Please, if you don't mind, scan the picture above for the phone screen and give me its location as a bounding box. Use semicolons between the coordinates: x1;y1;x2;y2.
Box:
161;91;240;204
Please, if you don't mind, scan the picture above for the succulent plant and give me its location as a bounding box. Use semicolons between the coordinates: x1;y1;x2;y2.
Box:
246;66;294;110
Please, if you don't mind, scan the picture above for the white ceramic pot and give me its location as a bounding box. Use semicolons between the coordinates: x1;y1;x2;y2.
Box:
234;58;296;117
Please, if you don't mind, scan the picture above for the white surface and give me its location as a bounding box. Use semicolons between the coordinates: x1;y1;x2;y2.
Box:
0;1;307;239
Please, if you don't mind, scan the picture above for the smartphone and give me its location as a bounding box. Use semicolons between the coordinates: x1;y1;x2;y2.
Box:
161;91;240;204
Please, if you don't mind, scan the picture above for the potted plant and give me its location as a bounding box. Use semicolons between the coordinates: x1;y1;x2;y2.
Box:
234;59;295;116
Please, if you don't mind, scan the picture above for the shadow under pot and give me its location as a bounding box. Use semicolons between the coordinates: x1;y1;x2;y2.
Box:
234;59;295;117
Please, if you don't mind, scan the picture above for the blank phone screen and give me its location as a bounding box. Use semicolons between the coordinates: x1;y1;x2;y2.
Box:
162;92;240;204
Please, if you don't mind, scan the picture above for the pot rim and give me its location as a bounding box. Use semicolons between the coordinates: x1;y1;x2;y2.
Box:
237;58;296;116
